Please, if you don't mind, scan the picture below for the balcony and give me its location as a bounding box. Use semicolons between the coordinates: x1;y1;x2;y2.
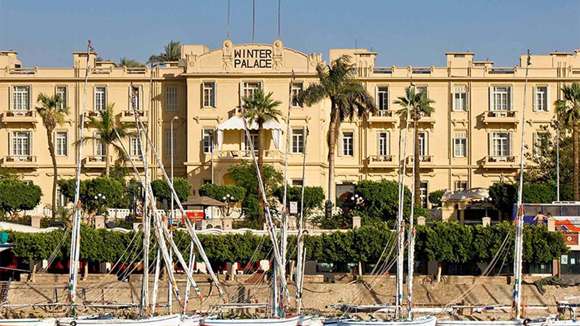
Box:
368;110;398;124
478;155;519;169
214;150;283;163
0;110;37;124
367;155;397;168
406;155;433;165
82;155;111;169
481;111;518;125
119;110;147;124
1;155;38;168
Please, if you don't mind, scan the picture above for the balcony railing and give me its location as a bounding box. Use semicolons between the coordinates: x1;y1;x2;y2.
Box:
406;155;433;164
479;155;518;168
215;150;282;161
367;155;397;168
0;110;37;123
481;110;518;125
82;155;111;168
369;110;397;123
1;155;38;168
120;110;147;123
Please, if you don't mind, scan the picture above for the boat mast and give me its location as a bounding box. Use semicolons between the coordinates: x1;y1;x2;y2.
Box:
395;90;411;320
183;242;195;314
295;126;309;314
406;84;417;320
513;50;531;320
67;40;93;316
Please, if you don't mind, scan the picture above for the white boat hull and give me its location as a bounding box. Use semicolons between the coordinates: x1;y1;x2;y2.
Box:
436;321;523;326
0;319;56;326
529;320;579;326
325;316;437;326
202;315;300;326
61;314;187;326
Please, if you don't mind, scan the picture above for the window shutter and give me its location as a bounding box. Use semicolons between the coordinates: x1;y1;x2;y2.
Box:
509;132;514;157
8;132;11;156
508;87;512;111
238;82;243;109
488;86;493;111
532;86;537;112
546;86;550;112
374;86;379;108
488;133;492;157
213;83;217;108
8;86;11;111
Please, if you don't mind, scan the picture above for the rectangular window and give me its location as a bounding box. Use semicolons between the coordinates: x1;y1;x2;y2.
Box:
94;136;105;160
419;131;428;157
453;131;467;157
454;180;468;192
130;85;141;111
56;86;67;109
492;86;511;111
419;181;429;208
342;132;354;156
57;186;67;208
291;82;303;107
292;128;305;153
12;86;30;111
377;86;389;112
453;86;467;111
55;132;68;156
202;129;214;154
491;132;511;157
165;86;178;112
202;82;216;108
241;81;262;103
245;130;259;152
130;136;142;159
292;179;304;186
95;86;107;111
378;131;389;156
11;131;31;157
535;86;548;112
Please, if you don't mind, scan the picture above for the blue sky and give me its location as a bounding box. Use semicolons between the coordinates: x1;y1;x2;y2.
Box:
1;0;579;67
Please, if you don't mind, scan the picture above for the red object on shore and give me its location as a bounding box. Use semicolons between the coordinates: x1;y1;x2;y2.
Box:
185;211;205;222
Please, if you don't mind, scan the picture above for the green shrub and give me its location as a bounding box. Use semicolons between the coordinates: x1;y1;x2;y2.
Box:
58;177;126;214
428;190;446;208
0;178;42;216
273;185;324;214
353;180;412;222
199;184;246;203
150;177;192;204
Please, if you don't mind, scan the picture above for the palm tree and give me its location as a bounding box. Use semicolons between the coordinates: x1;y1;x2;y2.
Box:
555;82;580;200
83;104;131;176
395;86;435;207
148;40;181;63
119;57;145;68
299;56;376;215
242;89;282;221
36;94;69;218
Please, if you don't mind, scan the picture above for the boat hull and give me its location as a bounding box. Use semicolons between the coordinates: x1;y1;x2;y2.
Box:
202;316;300;326
325;316;437;326
0;319;56;326
61;314;187;326
436;321;523;326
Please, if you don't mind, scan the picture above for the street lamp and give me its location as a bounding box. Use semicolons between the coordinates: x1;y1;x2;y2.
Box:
222;194;235;216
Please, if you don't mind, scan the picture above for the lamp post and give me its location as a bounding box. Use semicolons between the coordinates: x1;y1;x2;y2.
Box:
222;193;236;217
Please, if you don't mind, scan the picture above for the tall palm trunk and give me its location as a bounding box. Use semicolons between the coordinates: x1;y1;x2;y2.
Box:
413;120;421;207
326;105;340;216
46;127;58;219
257;124;265;223
105;144;110;177
574;123;580;200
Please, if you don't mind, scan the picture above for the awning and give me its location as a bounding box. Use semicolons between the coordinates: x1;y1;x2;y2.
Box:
216;115;283;150
183;195;226;208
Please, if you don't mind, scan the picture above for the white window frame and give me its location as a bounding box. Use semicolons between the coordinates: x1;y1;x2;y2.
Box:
452;85;467;112
55;86;67;110
129;84;143;111
490;86;512;111
94;86;107;112
376;86;389;112
533;131;550;156
241;81;262;105
342;131;354;156
534;86;549;112
291;128;305;154
55;131;68;156
12;85;31;111
244;130;260;152
165;86;178;112
419;181;429;208
453;131;467;158
93;134;106;160
202;128;215;154
290;82;303;108
10;130;32;157
490;132;511;158
202;82;216;108
378;131;390;156
129;136;143;159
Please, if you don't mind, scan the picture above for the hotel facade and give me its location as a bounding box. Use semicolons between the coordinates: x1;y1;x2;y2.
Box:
1;40;580;209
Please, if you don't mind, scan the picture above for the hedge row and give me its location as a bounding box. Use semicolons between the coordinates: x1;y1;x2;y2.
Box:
11;222;567;268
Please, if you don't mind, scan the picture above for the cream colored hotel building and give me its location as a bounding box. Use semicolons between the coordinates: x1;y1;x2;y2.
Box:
1;40;580;209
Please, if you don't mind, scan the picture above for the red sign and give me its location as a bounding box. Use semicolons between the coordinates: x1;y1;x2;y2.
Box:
185;210;205;222
562;232;579;246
